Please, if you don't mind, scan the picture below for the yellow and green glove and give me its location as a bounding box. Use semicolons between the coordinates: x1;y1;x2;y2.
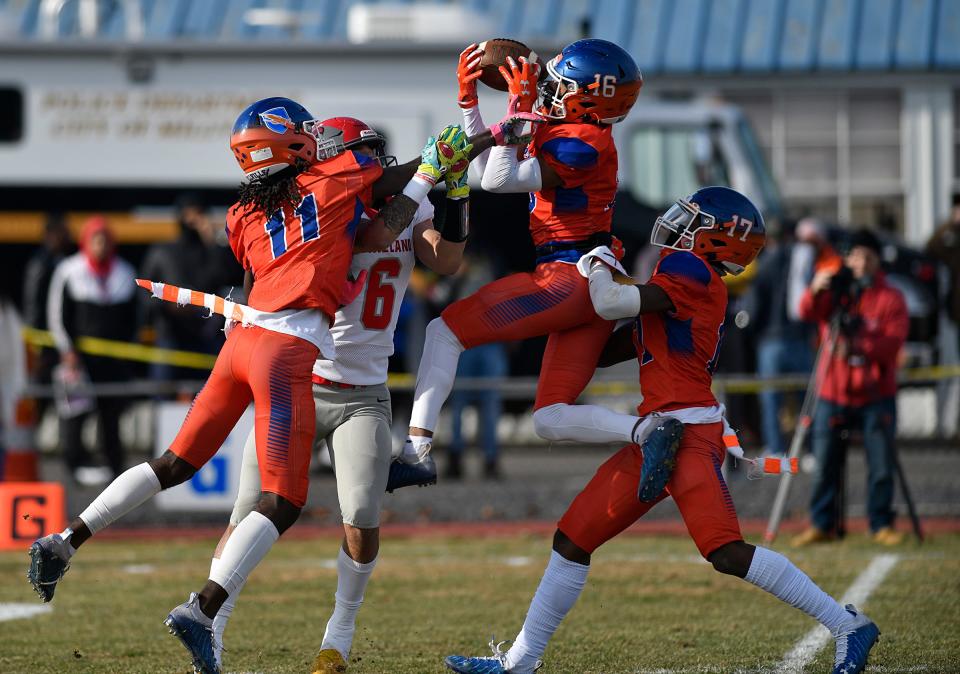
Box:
436;125;472;199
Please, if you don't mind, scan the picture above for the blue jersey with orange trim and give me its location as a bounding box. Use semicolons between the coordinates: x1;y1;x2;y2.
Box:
227;150;383;319
527;122;617;247
634;251;727;416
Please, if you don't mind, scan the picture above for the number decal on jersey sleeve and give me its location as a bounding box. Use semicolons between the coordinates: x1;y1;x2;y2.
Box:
264;194;322;259
361;258;401;330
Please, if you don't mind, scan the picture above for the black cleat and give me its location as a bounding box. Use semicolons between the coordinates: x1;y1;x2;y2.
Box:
386;440;438;493
637;417;684;502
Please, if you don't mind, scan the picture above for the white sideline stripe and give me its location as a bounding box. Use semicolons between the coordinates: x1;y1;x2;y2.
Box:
774;553;900;673
0;603;52;622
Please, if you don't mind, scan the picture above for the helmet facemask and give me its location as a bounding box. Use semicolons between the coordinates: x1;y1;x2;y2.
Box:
302;121;346;160
340;127;397;167
651;198;715;252
538;59;579;120
357;130;397;168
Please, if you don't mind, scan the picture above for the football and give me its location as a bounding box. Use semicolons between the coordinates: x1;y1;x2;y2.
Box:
477;38;545;91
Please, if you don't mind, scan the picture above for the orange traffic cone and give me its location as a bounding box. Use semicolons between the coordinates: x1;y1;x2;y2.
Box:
3;398;39;482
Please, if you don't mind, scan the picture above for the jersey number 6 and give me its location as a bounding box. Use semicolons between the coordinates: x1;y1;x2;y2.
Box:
361;258;401;330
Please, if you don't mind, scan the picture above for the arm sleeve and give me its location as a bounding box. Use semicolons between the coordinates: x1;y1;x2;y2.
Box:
857;288;909;363
587;262;641;320
480;145;542;193
462;106;490;177
646;252;711;321
46;261;73;354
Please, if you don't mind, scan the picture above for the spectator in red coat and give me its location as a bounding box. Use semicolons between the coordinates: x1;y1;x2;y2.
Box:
792;229;909;548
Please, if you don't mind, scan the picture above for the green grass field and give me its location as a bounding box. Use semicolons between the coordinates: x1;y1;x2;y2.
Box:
2;531;958;673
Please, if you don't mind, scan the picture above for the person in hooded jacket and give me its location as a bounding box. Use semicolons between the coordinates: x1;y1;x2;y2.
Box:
47;216;137;484
141;194;242;383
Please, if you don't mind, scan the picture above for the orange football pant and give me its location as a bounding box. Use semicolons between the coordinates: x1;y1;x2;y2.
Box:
558;422;743;558
441;262;613;409
168;325;318;507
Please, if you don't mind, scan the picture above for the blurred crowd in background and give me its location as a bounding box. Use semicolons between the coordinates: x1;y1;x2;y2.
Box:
0;190;958;486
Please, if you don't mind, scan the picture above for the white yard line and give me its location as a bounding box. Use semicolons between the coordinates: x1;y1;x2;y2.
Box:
0;603;52;622
774;553;900;673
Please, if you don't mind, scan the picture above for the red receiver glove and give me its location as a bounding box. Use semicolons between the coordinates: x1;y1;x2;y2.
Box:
457;43;484;109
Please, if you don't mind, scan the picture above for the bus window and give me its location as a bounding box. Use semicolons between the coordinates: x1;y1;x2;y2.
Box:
0;88;23;143
629;126;729;207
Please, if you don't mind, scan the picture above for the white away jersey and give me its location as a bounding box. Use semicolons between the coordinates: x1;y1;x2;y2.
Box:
312;198;434;385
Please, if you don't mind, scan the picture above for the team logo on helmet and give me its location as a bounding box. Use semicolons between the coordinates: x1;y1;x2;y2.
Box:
259;107;294;134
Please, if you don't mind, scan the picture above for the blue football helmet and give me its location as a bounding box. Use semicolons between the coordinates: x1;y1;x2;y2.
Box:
538;38;643;124
230;96;344;181
651;186;767;275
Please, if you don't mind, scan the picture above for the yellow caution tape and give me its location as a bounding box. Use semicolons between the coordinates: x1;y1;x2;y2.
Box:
22;327;217;370
22;327;960;388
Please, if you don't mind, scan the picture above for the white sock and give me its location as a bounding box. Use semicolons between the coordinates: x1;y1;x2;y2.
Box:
77;463;161;536
58;528;78;558
321;548;377;659
402;435;433;459
745;546;852;636
209;511;279;596
409;318;464;433
210;556;242;651
187;592;213;627
532;403;639;444
505;551;589;673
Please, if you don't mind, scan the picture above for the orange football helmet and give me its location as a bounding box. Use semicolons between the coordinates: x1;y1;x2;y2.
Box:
651;186;766;275
538;39;642;125
230;97;344;181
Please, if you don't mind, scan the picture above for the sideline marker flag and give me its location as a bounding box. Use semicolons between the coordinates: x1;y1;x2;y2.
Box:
136;279;247;322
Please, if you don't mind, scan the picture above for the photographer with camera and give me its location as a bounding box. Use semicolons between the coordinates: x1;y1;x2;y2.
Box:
791;229;909;547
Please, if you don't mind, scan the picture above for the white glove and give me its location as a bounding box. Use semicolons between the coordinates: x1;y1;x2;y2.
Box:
576;245;628;277
579;247;640;320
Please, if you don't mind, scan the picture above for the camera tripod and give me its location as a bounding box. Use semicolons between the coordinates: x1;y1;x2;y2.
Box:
763;315;924;544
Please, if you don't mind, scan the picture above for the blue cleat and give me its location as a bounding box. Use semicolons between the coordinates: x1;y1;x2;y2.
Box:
386;440;437;493
637;416;683;502
27;533;72;602
444;640;542;673
445;654;508;674
164;593;221;674
832;604;880;674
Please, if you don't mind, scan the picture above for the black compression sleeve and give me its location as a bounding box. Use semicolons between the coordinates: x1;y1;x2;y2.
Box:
441;197;470;243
